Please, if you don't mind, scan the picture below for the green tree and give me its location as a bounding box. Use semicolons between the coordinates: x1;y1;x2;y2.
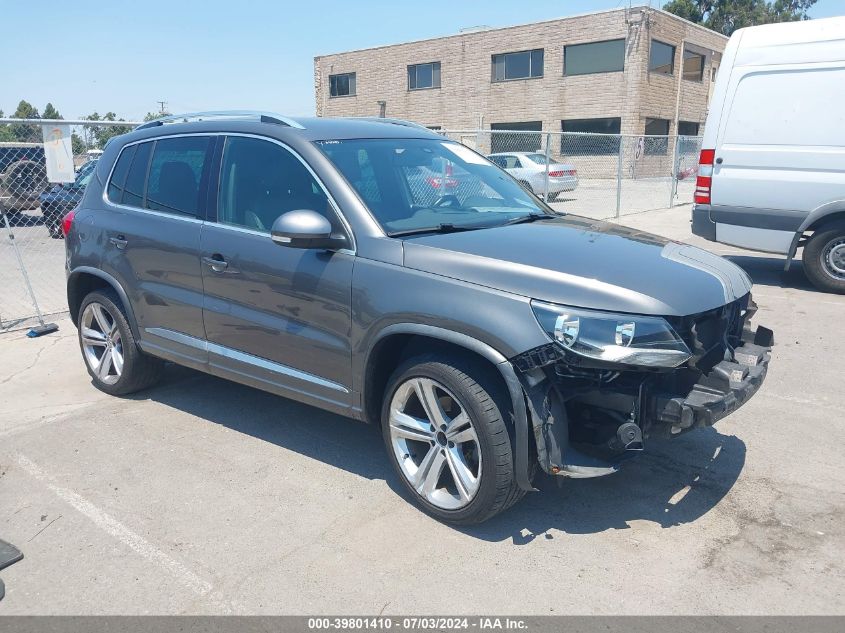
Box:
42;103;62;120
143;110;171;122
84;111;132;149
10;99;40;141
663;0;817;36
71;133;86;155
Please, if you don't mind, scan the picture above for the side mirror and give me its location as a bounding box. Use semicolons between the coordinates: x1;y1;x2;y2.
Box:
270;209;348;250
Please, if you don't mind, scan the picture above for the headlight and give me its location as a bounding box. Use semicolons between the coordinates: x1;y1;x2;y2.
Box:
531;301;691;368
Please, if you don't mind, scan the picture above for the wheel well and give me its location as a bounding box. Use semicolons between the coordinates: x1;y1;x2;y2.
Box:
807;212;845;234
363;334;509;426
67;273;113;327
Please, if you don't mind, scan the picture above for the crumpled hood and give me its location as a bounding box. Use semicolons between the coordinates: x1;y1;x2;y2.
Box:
401;215;752;316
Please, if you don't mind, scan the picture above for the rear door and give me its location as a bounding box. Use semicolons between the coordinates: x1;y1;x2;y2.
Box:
199;134;354;411
99;135;215;367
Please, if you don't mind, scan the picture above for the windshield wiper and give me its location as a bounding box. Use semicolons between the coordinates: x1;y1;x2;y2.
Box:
502;212;558;226
389;223;485;238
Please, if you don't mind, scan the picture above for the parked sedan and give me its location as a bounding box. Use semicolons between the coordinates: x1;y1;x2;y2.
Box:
39;159;97;238
488;152;578;201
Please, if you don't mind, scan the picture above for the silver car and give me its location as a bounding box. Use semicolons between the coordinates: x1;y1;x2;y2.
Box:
488;151;578;201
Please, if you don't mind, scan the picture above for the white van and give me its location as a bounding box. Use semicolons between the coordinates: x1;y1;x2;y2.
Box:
691;16;845;293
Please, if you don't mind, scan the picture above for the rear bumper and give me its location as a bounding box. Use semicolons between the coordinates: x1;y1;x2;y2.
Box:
691;204;716;241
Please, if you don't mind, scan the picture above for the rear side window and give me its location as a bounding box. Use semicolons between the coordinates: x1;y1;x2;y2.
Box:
122;142;152;207
146;137;212;217
107;145;137;203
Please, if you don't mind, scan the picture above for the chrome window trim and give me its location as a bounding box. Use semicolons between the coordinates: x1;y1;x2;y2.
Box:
217;132;357;254
145;327;350;394
101;132;216;223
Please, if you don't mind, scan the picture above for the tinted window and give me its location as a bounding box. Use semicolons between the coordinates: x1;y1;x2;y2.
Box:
330;73;356;97
650;40;675;75
683;49;705;81
490;121;542;153
122;142;152;208
561;118;621;155
218;136;333;233
408;62;441;90
644;118;670;155
678;121;700;136
107;144;136;203
564;40;625;76
146;136;211;217
492;49;543;81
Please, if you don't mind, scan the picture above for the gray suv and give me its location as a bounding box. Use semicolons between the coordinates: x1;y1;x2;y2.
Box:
64;112;773;524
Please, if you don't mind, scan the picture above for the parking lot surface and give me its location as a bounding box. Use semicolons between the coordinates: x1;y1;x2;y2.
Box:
1;205;843;615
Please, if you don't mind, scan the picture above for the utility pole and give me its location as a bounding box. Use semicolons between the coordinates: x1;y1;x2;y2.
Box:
157;101;167;114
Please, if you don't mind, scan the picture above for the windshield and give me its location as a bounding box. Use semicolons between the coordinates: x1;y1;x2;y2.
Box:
74;161;96;188
316;138;551;235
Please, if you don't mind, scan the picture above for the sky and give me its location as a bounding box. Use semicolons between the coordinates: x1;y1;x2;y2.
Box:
2;0;843;122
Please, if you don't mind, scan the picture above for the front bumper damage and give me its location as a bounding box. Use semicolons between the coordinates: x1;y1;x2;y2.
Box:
510;299;773;480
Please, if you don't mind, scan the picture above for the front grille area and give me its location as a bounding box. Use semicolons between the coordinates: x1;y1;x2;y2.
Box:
670;293;751;373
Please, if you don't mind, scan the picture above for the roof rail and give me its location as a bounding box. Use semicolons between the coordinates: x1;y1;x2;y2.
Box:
134;111;305;131
356;117;432;131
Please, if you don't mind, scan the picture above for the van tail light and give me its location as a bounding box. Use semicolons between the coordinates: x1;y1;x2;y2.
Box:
61;209;76;237
694;149;715;205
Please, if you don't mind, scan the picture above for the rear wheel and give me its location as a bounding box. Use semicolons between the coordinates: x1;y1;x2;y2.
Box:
547;192;559;202
381;354;524;525
78;289;162;395
802;223;845;294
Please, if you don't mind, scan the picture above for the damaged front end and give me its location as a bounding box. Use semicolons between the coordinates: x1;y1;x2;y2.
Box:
511;294;773;478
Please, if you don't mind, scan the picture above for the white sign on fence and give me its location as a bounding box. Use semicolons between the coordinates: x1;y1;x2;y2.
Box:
41;123;75;183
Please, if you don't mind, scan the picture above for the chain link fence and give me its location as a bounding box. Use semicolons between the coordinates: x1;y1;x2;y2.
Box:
0;118;701;332
0;118;139;331
442;130;702;220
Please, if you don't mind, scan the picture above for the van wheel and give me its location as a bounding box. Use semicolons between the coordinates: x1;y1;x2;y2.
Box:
78;289;163;395
381;354;525;525
802;223;845;294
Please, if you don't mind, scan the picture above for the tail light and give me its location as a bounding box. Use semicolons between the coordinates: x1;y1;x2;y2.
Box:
694;149;715;205
425;176;459;189
548;169;577;177
61;209;76;237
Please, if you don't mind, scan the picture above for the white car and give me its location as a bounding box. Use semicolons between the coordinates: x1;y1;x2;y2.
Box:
488;152;578;201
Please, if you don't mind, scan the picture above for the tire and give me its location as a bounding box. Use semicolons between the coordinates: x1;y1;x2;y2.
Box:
547;192;559;202
43;212;63;239
381;353;525;525
802;222;845;294
518;180;534;195
77;289;163;395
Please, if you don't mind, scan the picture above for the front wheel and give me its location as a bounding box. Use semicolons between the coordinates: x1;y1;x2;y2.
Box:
381;354;524;524
802;223;845;294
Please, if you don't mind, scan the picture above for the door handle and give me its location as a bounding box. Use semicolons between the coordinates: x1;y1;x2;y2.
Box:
715;157;723;165
109;235;128;249
202;255;229;272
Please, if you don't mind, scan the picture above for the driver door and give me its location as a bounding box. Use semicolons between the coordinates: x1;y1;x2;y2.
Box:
200;135;354;411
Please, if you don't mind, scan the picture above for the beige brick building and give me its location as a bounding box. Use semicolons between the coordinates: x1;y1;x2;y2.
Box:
314;6;727;142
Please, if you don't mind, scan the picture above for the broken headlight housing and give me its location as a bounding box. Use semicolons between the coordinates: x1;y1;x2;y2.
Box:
531;301;692;368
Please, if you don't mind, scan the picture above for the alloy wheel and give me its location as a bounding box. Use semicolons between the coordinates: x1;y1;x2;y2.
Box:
388;377;482;510
80;302;124;385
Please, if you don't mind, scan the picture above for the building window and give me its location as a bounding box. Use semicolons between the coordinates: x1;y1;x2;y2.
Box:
492;49;544;82
561;118;621;155
683;49;705;81
564;39;625;76
644;118;670;155
408;62;441;90
329;72;356;97
678;121;700;136
649;40;675;75
490;121;542;152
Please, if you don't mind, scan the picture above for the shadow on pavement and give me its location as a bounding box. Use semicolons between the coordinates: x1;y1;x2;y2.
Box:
726;254;817;292
136;364;745;543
